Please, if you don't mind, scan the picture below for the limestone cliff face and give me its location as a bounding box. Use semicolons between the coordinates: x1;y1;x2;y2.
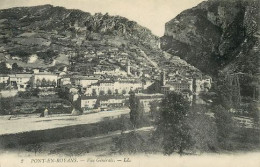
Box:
0;5;162;69
0;5;158;46
161;0;259;76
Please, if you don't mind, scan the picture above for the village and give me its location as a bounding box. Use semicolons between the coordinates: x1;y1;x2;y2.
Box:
0;53;212;116
0;1;259;161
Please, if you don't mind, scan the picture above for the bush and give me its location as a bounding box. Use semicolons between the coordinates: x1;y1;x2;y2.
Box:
112;131;146;154
187;109;218;152
213;105;233;142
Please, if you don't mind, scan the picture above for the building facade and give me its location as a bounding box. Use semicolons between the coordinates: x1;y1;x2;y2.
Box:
9;74;33;91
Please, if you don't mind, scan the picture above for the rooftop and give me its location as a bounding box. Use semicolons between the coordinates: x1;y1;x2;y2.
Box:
9;74;33;78
34;72;57;76
72;75;102;80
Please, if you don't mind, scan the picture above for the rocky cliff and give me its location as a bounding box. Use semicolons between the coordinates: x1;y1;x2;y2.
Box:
161;0;259;76
0;5;163;70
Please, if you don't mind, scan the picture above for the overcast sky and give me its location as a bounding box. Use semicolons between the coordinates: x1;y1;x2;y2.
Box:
0;0;205;36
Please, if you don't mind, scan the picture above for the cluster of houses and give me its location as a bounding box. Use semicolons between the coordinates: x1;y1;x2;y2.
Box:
0;72;58;91
0;52;212;114
160;71;212;97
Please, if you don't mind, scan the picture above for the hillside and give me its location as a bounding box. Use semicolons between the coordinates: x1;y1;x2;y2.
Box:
0;5;167;73
161;0;259;77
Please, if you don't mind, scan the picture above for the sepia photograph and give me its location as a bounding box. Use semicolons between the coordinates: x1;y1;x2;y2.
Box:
0;0;259;166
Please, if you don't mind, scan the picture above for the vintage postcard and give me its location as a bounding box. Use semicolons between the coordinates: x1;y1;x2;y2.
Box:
0;0;259;166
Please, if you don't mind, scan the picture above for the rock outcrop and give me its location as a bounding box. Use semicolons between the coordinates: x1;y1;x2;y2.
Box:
161;0;259;76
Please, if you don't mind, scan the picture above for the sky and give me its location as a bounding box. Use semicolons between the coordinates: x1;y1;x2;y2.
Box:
0;0;206;36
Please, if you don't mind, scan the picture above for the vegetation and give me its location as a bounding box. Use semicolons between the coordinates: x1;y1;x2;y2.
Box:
149;100;160;120
129;91;145;128
11;63;23;72
9;50;31;61
26;143;43;156
0;97;14;115
99;90;105;96
187;105;218;152
37;50;58;63
0;62;10;74
247;102;260;127
112;131;146;154
213;105;233;141
155;92;192;155
215;73;241;109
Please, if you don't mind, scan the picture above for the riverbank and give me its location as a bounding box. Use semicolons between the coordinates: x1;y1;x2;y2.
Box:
0;108;129;135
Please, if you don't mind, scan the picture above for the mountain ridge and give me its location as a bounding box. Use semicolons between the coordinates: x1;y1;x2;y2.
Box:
0;4;164;72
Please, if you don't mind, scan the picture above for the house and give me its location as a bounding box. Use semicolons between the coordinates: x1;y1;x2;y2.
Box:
99;95;126;109
80;96;98;110
9;74;33;91
93;67;118;75
135;93;164;112
33;68;40;74
193;76;212;95
0;74;9;84
71;75;101;88
161;80;193;94
84;79;143;96
160;71;193;94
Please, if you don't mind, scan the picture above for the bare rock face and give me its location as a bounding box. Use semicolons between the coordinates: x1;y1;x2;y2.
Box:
161;0;259;76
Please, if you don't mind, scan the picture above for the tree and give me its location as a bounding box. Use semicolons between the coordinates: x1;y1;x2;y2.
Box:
216;73;241;109
0;97;14;115
112;131;146;154
47;80;52;87
92;89;97;96
248;102;260;128
0;83;5;90
12;63;18;71
129;91;145;128
213;105;233;142
136;100;145;124
155;92;192;155
0;62;10;74
115;89;119;95
12;63;23;72
187;105;218;152
107;89;112;95
51;80;56;87
41;78;47;87
32;88;40;97
26;143;43;156
99;90;105;96
150;101;160;120
129;90;138;128
36;79;41;87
